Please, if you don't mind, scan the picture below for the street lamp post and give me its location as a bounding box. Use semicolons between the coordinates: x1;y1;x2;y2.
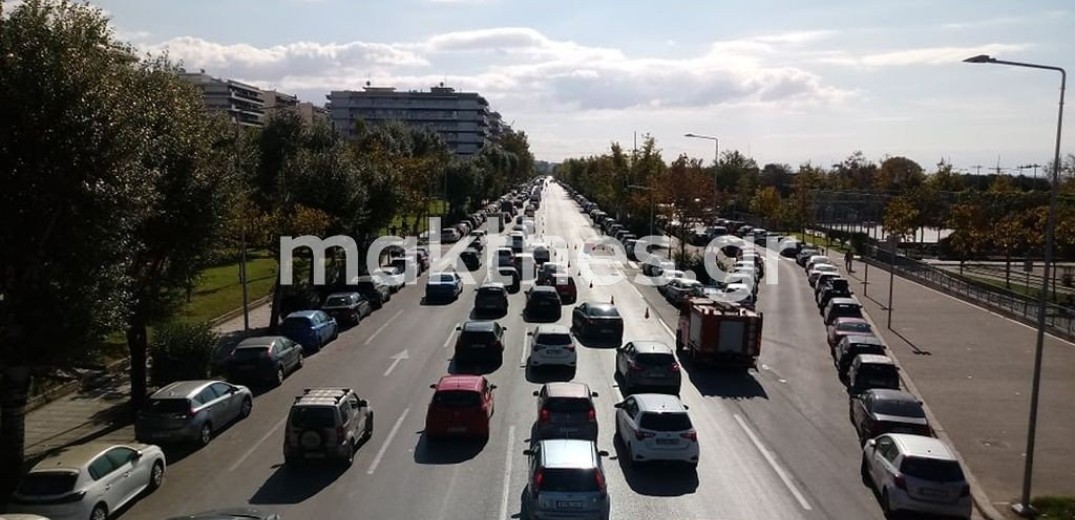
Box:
629;184;655;243
964;54;1066;518
684;133;719;217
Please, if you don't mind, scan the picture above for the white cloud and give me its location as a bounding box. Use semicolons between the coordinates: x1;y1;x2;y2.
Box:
818;43;1030;67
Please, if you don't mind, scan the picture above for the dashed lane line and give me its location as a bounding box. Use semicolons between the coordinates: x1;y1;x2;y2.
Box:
733;414;812;511
364;309;404;345
367;407;410;475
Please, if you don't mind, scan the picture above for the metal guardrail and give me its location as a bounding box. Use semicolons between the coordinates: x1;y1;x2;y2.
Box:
864;246;1075;339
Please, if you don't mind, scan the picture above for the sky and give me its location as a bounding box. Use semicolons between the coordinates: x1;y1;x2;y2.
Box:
72;0;1075;173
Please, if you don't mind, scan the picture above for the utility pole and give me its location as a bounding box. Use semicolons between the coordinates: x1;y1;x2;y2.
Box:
235;120;249;331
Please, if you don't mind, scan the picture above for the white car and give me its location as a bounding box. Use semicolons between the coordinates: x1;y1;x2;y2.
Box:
527;324;576;368
440;227;462;243
372;267;405;292
614;393;698;468
665;278;703;306
9;442;166;520
805;255;834;272
862;434;972;519
722;282;756;306
808;264;840;287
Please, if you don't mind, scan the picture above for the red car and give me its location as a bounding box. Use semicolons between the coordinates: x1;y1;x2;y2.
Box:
826;317;873;349
425;375;496;439
551;273;577;304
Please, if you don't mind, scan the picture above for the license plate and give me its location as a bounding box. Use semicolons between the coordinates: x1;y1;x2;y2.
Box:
656;439;678;445
448;426;466;433
559;427;578;433
920;488;947;497
555;501;583;509
547;349;561;354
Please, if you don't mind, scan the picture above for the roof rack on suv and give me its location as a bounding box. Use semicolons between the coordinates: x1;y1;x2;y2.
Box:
296;387;353;402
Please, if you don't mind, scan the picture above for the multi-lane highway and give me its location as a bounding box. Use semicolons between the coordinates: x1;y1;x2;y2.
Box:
120;181;903;520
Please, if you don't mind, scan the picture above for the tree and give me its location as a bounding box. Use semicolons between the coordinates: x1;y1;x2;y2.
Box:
882;196;919;240
946;203;988;274
124;59;236;411
760;163;792;194
0;0;156;492
750;187;783;229
875;156;925;194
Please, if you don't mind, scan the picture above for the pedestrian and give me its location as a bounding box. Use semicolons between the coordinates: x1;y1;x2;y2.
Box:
844;250;854;273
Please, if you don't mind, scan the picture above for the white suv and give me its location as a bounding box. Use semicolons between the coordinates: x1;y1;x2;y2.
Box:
527;325;576;369
613;393;698;468
861;433;971;519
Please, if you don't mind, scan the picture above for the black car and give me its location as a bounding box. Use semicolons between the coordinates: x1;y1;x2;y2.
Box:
460;248;482;271
818;279;852;309
571;302;624;344
454;320;507;365
796;248;820;267
494;266;521;293
850;389;932;442
321;291;372;326
474;282;509;316
342;276;391;309
524;286;562;321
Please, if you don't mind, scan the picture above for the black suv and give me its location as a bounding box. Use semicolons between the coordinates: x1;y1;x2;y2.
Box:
454;320;507;365
474;282;509;316
524;286;562;321
283;387;373;466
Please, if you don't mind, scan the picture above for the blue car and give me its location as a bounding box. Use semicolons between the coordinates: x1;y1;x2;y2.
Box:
281;310;338;352
425;272;463;302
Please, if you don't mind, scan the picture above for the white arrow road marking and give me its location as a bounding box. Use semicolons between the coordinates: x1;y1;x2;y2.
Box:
365;309;404;345
733;414;812;511
383;350;410;377
367;407;410;475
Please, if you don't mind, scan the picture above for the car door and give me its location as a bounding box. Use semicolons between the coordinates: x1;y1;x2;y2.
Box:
616;397;639;443
103;447;142;508
869;436;897;486
484;379;495;418
616;343;633;377
196;386;226;431
87;451;124;511
313;313;329;343
850;393;867;436
210;382;239;423
346;394;365;437
279;339;300;372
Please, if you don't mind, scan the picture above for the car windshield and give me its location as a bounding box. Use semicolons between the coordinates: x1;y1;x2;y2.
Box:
478;287;504;296
541;468;599;492
282;317;311;329
838;322;872;333
147;398;190;414
434;274;456;283
873;399;926;418
636;353;675;366
232;346;268;360
433;390;481;407
324;296;350;306
18;472;77;496
900;457;965;482
537;333;573;345
289;406;337;429
545;397;592;412
640;412;693;431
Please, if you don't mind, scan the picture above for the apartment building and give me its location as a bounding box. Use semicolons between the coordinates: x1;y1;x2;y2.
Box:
264;90;330;126
179;70;265;127
326;84;510;156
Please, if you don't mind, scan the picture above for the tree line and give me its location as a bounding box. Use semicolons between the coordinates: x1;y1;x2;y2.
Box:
0;0;532;492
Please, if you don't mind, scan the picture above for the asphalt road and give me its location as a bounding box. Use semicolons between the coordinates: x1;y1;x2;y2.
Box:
118;182;902;520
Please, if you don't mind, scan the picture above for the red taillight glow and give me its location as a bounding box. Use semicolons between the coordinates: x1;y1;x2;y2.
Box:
336;426;346;442
595;471;606;495
681;431;697;442
671;363;681;373
587;409;596;422
628;361;642;372
635;430;655;441
894;475;907;490
539;409;551;423
532;470;543;496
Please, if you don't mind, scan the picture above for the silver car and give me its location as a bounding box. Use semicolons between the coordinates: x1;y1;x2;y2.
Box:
523;439;610;520
135;380;253;446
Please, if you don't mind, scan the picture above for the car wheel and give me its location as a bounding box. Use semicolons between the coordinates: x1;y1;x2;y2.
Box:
240;397;253;418
296;352;304;370
332;327;339;340
860;455;871;485
148;461;164;492
881;489;894;515
625;440;636;467
198;423;212;447
365;411;374;440
275;366;285;386
90;504;108;520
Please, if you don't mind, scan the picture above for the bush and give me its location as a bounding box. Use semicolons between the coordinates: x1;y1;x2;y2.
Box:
149;321;220;386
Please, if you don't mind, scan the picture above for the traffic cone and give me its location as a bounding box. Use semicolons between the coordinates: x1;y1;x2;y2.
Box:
610;295;615;304
645;307;650;319
589;280;593;288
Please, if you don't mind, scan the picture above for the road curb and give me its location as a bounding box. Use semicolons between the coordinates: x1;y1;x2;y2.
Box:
209;294;273;327
837;256;1008;520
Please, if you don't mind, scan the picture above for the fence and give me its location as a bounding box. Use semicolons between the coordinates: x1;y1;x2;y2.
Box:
863;244;1075;341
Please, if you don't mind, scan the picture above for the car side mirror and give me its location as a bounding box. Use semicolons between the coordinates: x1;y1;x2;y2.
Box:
598;450;609;457
532;390;540;396
591;392;599;398
490;385;498;390
526;331;533;335
430;384;437;389
683;405;690;410
523;449;534;456
612;402;623;408
356;399;367;408
866;439;877;448
455;326;462;330
132;450;143;461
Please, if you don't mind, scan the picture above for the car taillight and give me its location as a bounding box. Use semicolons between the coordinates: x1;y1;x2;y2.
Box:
532;469;543;496
539;409;550;423
187;405;197;418
587;409;596;422
565;342;576;351
595;471;606;495
893;474;907;490
628;361;642;372
263;350;272;359
671;362;680;373
635;430;655;441
336;425;346;443
960;483;970;497
681;431;697;442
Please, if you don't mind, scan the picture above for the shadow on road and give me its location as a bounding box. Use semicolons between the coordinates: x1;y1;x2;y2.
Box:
524;365;575;384
522;310;562;323
420;296;460;306
681;361;768;400
248;463;348;504
448;356;504;375
470;308;508;320
412;433;487;464
611;436;699;496
572;330;622;349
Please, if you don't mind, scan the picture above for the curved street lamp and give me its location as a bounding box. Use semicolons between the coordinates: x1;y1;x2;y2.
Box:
964;53;1066;518
684;133;719;218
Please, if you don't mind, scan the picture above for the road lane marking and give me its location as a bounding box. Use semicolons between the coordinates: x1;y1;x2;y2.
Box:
383;350;410;377
733;414;812;511
629;283;645;300
364;309;404;345
498;424;517;520
229;415;288;472
658;318;676;339
760;364;789;384
443;323;460;348
367;407;410;475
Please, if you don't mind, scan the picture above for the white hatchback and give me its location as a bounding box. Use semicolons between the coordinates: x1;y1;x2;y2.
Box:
613;393;698;468
862;434;972;519
527;324;577;368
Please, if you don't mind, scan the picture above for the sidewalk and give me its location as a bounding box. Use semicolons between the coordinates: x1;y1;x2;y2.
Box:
23;303;272;460
844;259;1075;516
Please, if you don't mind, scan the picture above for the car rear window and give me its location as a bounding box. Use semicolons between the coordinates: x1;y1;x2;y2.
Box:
900;457;964;482
460;331;495;344
837;322;872;333
289;406;337;429
433;390;482;407
545;397;592;412
324;296;350;307
435;274;456;283
537;333;572;346
639;412;693;431
590;307;621;318
147;398;190;414
859;365;900;387
636;353;676;366
18;472;78;495
282;317;311;329
232;346;268;360
541;468;599;492
873;399;926;418
478;287;504;296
